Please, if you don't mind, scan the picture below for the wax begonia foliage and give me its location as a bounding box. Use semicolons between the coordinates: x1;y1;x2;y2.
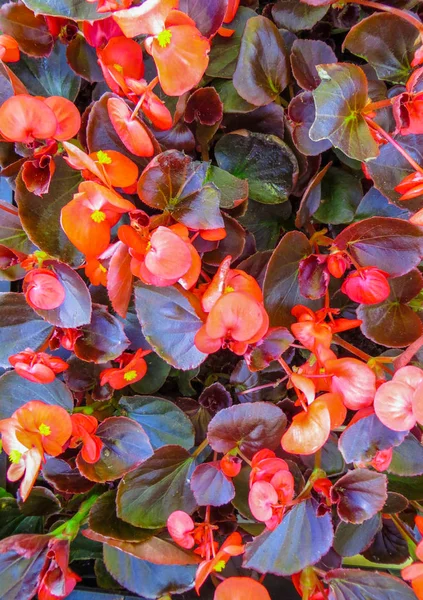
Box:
2;0;423;598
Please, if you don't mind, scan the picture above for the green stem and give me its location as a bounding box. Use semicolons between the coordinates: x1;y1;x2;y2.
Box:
50;492;101;540
342;554;413;570
192;437;210;458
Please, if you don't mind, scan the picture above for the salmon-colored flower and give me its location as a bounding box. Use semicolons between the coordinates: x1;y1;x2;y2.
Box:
61;180;135;257
107;96;154;157
9;348;68;384
98;36;144;96
214;577;270;600
326;357;376;410
43;96;81;141
114;0;210;96
217;0;241;37
125;77;173;130
85;258;108;286
69;414;103;464
0;34;20;62
100;348;149;389
195;532;244;593
37;538;81;600
23;268;66;311
341;267;390;305
402;517;423;599
374;365;423;431
167;511;196;549
327;251;350;278
393;67;423;135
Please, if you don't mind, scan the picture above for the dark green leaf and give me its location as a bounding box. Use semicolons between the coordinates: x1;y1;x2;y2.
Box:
239;199;291;251
116;445;197;529
389;434;423;476
0;498;43;539
0;370;73;419
243;499;333;575
325;568;417;600
0;293;53;368
66;34;103;83
17;486;60;517
388;474;423;500
129;353;171;395
205;165;248;210
77;416;153;483
233;16;289;106
310;63;379;161
215;131;298;204
272;0;329;33
120;396;195;451
134;283;207;370
343;13;419;84
16;157;83;265
314;167;362;225
0;1;53;58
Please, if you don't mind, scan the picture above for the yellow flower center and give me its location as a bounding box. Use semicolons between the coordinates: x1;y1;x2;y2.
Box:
157;29;172;48
99;264;107;273
113;63;124;73
39;423;51;436
91;210;106;223
224;285;235;294
97;150;112;165
124;370;138;382
9;449;22;464
213;560;227;573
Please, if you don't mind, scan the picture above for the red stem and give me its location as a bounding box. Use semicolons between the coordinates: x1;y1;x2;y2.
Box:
393;333;423;371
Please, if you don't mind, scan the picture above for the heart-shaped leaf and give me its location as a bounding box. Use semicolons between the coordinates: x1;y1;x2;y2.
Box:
134;283;207;370
331;469;387;524
233;16;289;106
120;396;195;451
190;463;235;506
74;304;130;363
325;568;417;600
243;499;333;575
309;63;379;161
207;402;287;459
77;417;153;483
116;445;197;529
215;131;298;204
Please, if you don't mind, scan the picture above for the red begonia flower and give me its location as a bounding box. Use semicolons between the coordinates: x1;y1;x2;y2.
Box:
200;227;227;241
395;171;423;202
0;34;20;62
214;577;271;600
49;327;82;352
374;365;423;431
23;268;66;311
83;16;123;48
220;454;242;478
167;510;196;549
0;95;57;143
114;0;210;96
143;226;192;280
402;562;423;600
100;348;149;389
69;414;103;464
369;448;393;472
249;480;278;522
282;397;332;455
392;68;423;135
9;348;68;385
195;532;244;593
107;97;154;157
98;36;144;95
37;538;81;600
126;78;173;130
61;180;135;257
250;450;289;486
326;252;350;278
341;267;390;305
326;357;376;410
43;96;81;141
22;152;56;196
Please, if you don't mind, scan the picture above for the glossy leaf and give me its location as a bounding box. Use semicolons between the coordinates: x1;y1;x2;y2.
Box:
0;202;34;255
339;414;407;465
119;396;195;451
74;304;130;363
215;131;298;204
103;546;196;599
21;0;110;19
343;13;419;84
357;269;423;347
0;293;53;368
388;434;423;477
0;370;73;419
333;515;382;558
205;166;249;210
17;486;60;517
134;283;207;370
290;39;337;90
233;16;289;106
334;217;423;277
42;457;94;494
325;568;417;600
207;402;287;458
116;445;197;529
355;187;411;221
16;157;82;265
272;0;329;33
331;469;387;524
179;0;228;38
76;416;153;483
288;91;332;156
243;499;333;575
310;63;379;161
314;167;362;225
190;462;235;506
66;34;103;83
0;534;50;600
0;1;53;58
363;517;409;565
263;230;322;327
129;353;171;395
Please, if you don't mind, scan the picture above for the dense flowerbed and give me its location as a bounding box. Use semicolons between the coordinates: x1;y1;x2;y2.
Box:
1;0;423;598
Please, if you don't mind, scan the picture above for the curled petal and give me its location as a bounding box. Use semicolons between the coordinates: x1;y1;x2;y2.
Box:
107;97;154;157
281;399;331;455
374;380;415;431
206;292;267;343
167;510;195;549
248;480;278;522
0;95;57;143
327;357;376;410
23;269;65;311
43;96;81;141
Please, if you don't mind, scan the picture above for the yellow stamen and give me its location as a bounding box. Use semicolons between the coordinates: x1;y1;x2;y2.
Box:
91;210;106;223
157;29;172;48
97;150;112;165
213;560;227;573
9;449;22;464
224;285;235;294
39;423;51;436
113;63;124;73
99;264;107;273
124;370;138;382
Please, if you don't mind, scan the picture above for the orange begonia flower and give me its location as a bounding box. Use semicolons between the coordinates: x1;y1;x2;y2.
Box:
98;36;144;96
100;348;149;389
195;532;244;593
0;95;58;143
114;0;210;96
0;34;20;62
86;0;133;13
9;348;68;385
61;180;135;257
43;96;81;141
214;577;271;600
69;414;103;464
125;77;173;130
85;258;108;286
107;97;155;157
